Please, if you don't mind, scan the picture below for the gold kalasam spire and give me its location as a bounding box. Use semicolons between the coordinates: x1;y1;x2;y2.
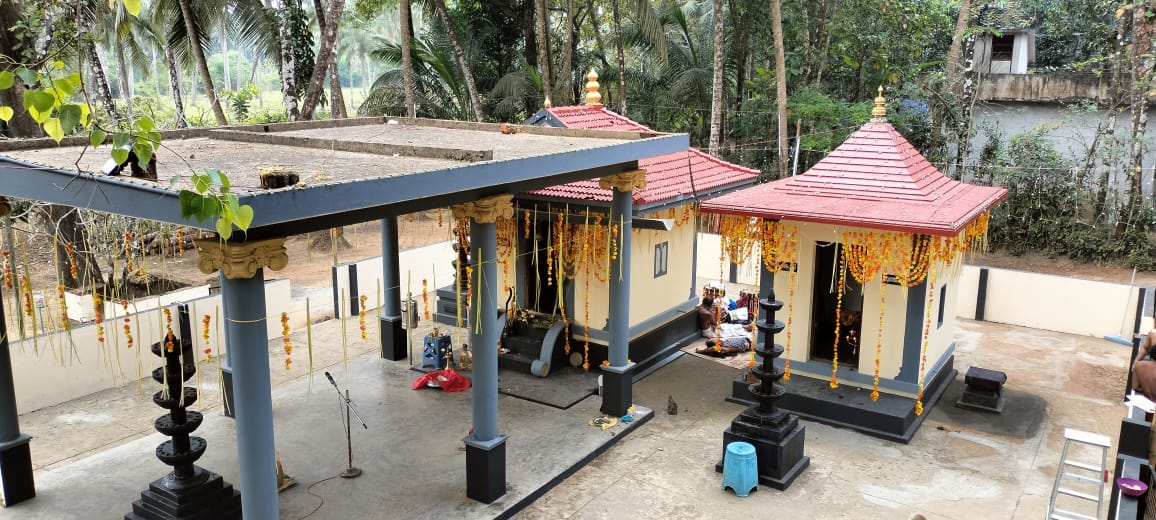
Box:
544;96;552;109
870;86;887;122
584;69;602;106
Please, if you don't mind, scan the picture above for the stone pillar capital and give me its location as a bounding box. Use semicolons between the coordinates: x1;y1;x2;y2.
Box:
195;238;288;280
598;169;647;192
0;197;10;218
451;194;514;223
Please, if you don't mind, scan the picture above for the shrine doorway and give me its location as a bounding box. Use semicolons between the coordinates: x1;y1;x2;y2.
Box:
809;242;863;368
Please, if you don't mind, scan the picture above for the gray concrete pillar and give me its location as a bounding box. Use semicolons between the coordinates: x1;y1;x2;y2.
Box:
219;271;236;418
452;195;512;504
195;238;289;520
379;216;406;360
599;170;646;417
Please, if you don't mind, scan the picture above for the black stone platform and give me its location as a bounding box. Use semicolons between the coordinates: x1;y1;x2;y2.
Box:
727;356;956;444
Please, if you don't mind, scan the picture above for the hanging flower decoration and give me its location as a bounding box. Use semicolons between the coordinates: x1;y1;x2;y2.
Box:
21;274;32;319
915;267;938;416
57;285;69;330
359;295;368;340
93;292;105;345
281;312;292;370
121;300;133;349
163;307;175;353
582;217;591;371
830;253;846;389
421;279;430;321
176;228;184;257
124;233;134;274
465;266;473;308
524;209;531;239
65;242;78;280
2;251;11;289
202;314;212;362
438;207;444;228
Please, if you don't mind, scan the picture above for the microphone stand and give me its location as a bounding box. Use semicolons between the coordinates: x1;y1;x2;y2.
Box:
326;372;367;478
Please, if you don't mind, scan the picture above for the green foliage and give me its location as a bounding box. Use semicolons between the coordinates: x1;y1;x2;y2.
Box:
221;84;260;121
282;4;316;100
177;169;254;241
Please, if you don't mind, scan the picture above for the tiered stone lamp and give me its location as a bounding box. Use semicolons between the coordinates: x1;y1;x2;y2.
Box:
717;290;809;490
126;304;241;519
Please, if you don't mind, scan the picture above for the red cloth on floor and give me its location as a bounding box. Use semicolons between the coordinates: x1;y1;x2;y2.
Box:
412;368;472;392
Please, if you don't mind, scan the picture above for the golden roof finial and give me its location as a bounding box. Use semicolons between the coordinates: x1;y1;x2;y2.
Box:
871;86;887;122
584;69;602;106
544;96;552;109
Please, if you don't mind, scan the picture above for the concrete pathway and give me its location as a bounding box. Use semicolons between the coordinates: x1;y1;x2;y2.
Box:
2;317;1133;519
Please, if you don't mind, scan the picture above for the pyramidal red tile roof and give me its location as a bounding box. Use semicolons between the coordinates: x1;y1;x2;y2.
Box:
701;122;1007;236
523;106;758;206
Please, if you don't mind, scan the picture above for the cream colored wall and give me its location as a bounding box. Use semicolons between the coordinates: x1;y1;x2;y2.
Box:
10;278;294;412
576;220;697;333
858;275;911;380
922;260;962;376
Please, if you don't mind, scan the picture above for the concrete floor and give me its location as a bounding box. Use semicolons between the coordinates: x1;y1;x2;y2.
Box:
1;317;1133;519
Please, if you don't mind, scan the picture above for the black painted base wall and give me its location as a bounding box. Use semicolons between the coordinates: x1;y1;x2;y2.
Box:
729;356;956;444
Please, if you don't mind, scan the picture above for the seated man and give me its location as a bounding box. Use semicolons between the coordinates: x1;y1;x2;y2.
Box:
697;296;752;339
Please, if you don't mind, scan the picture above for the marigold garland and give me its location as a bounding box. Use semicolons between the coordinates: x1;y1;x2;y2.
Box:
914;267;938;416
124;233;134;273
122;300;133;349
830;253;846;389
57;285;69;330
202;314;212;362
524;209;531;239
163;307;174;353
871;286;885;401
21;275;32;318
421;279;430;321
65;242;78;280
784;260;798;381
359;295;368;340
93;291;104;345
281;312;292;370
438;207;444;227
582;215;591;371
176;228;184;257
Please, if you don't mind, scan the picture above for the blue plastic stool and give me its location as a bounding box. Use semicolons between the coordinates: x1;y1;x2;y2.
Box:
722;441;758;497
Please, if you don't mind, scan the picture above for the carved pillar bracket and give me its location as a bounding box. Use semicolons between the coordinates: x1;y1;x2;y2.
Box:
195;238;289;280
451;194;515;223
598;169;647;193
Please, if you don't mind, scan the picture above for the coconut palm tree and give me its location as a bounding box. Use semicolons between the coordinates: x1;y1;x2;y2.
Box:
429;0;482;121
360;32;476;121
708;0;724;156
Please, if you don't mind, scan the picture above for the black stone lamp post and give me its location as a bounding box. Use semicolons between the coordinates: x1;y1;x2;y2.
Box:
717;290;809;490
126;303;241;520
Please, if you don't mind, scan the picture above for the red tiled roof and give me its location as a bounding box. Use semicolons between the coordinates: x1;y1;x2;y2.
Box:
701;122;1007;236
524;106;758;206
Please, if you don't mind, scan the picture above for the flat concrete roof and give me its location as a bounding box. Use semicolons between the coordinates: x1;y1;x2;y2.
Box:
0;118;687;239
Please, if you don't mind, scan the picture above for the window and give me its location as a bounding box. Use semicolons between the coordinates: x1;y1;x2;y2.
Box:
654;242;668;277
991;35;1014;61
937;284;947;328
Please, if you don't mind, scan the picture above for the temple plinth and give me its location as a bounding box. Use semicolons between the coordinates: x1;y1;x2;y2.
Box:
717;291;809;490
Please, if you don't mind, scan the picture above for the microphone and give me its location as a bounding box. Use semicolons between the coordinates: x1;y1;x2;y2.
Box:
325;371;336;387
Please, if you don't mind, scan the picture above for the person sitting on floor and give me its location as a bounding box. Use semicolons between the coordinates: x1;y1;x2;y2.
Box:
697;296;753;339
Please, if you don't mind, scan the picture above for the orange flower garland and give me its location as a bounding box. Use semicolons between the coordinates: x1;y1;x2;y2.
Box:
124;233;134;273
359;295;368;340
871;286;885;401
438;207;444;227
93;292;104;345
784;261;798;381
281;312;292;370
524;209;531;239
21;275;32;318
582;219;591;371
202;314;212;362
163;307;174;353
830;253;846;389
122;300;133;349
65;242;78;280
421;279;430;320
915;267;938;416
465;266;473;307
176;228;184;256
57;285;69;330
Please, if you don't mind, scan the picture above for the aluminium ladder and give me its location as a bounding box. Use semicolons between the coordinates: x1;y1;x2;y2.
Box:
1048;428;1111;520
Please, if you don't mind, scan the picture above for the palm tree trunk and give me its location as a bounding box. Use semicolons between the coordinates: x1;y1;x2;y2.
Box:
166;46;189;128
78;11;120;121
559;0;575;104
946;0;972;92
278;6;300;120
299;0;346;120
536;0;552;105
708;0;724;156
178;0;228;125
431;0;483;121
1126;5;1150;226
400;0;416;117
328;40;347;118
771;0;788;177
221;21;232;92
114;33;134;118
611;0;626;114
